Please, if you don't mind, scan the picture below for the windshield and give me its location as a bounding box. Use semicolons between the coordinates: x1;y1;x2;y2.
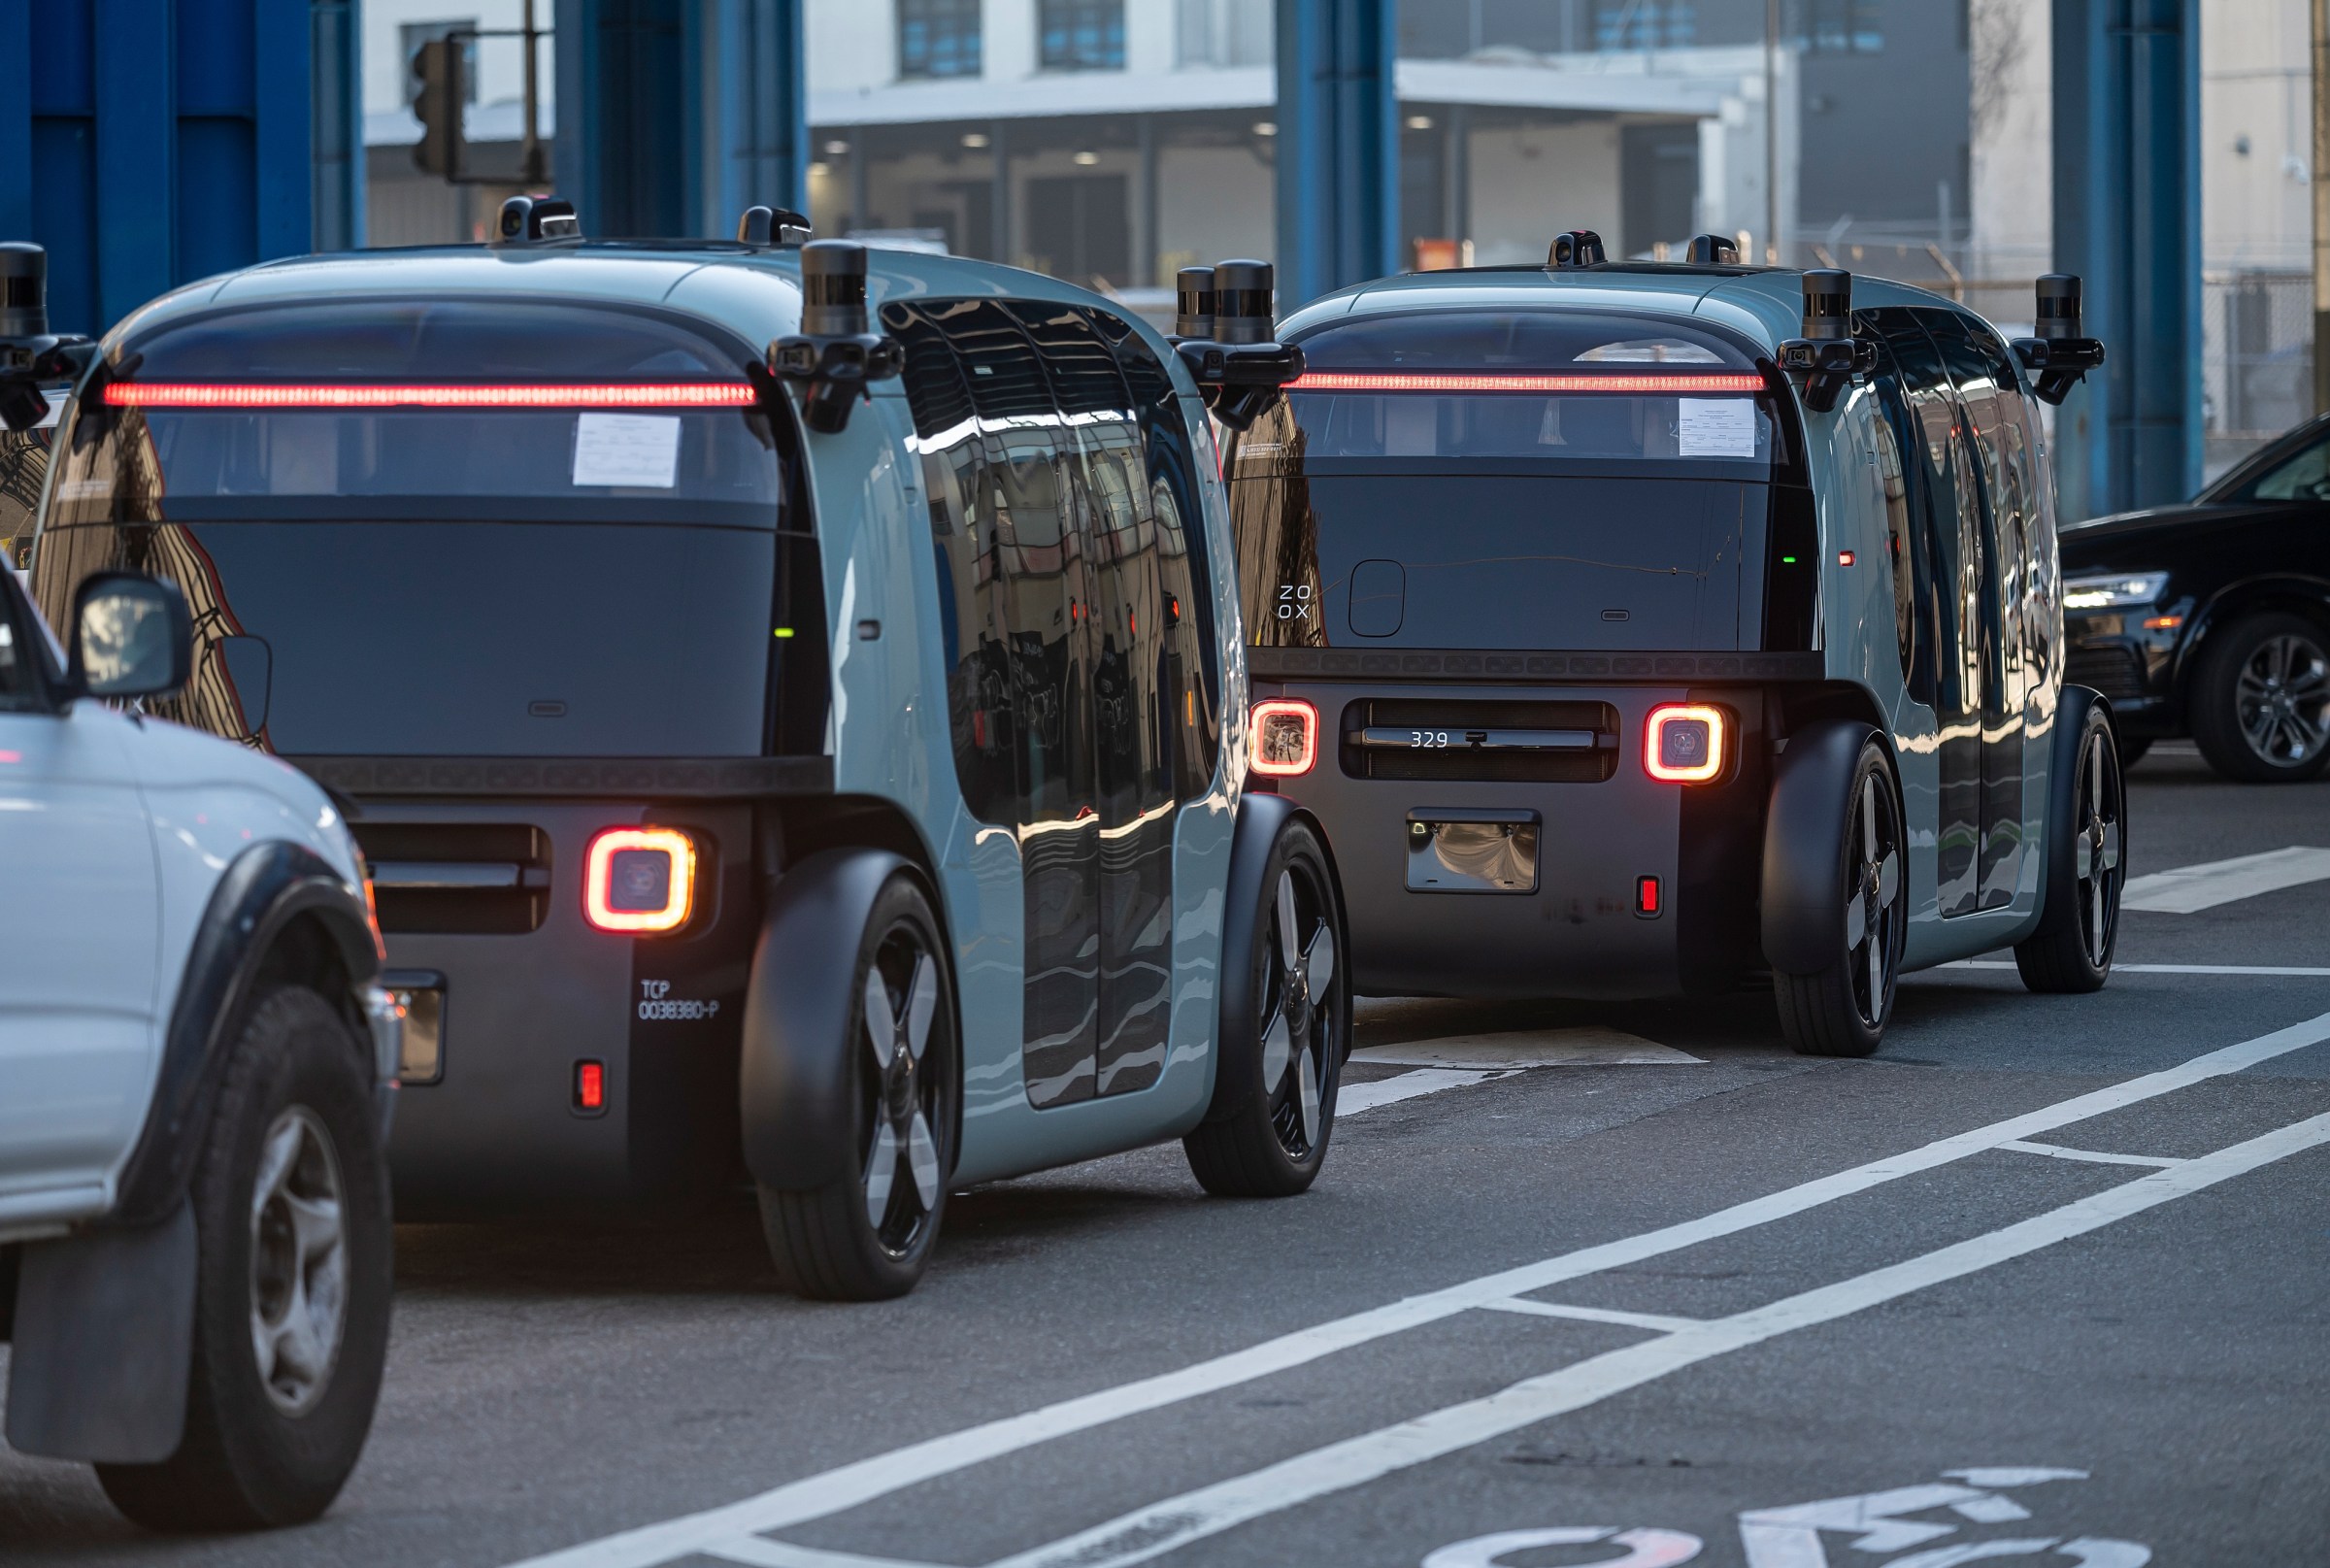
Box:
1229;309;1779;651
32;299;794;756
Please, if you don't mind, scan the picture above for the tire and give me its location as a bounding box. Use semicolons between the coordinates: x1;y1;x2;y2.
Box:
2188;611;2330;783
2014;698;2126;994
1772;739;1906;1058
1184;819;1348;1197
757;874;957;1301
97;987;392;1532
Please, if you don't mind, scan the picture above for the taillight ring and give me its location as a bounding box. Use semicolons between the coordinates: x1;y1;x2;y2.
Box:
1249;698;1319;778
584;826;698;934
1644;703;1730;784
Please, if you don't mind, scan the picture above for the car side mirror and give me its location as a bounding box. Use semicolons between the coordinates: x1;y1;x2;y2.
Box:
67;572;192;702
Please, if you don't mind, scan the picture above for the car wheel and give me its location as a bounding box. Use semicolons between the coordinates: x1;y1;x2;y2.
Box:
2189;611;2330;783
1184;820;1348;1197
1772;740;1905;1058
96;987;392;1532
2014;699;2125;994
758;875;957;1301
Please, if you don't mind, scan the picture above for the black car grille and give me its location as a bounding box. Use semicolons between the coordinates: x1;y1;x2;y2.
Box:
1338;698;1619;783
351;822;552;935
2066;645;2147;704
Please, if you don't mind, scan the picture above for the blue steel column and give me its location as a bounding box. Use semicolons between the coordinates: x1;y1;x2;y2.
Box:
0;1;318;334
2051;0;2203;519
703;0;808;233
310;0;365;250
1274;0;1399;309
562;0;801;240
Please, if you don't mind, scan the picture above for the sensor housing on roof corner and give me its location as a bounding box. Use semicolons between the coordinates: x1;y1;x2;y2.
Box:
1548;230;1606;269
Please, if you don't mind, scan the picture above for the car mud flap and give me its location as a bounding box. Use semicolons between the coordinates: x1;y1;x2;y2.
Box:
5;1200;196;1463
738;846;911;1190
1761;719;1881;977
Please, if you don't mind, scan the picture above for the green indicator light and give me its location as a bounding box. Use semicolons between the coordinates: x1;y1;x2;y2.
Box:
1781;554;1798;563
773;627;795;638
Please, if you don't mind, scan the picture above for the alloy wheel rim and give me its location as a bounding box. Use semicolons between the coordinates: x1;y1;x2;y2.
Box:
1259;864;1339;1158
2072;727;2124;968
1841;774;1905;1028
2235;633;2330;767
249;1104;348;1417
861;926;947;1257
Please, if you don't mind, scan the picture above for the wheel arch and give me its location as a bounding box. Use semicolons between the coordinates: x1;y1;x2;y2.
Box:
112;842;381;1229
1760;716;1891;976
2172;576;2330;713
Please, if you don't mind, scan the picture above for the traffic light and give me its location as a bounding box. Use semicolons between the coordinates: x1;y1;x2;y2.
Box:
412;37;465;180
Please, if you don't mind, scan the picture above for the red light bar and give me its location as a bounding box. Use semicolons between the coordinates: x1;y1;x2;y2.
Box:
104;383;757;410
1284;371;1766;395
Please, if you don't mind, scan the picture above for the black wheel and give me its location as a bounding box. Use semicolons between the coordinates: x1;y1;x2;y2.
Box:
1773;741;1906;1058
2189;612;2330;783
97;987;392;1531
1185;820;1348;1197
2015;701;2125;993
758;875;957;1301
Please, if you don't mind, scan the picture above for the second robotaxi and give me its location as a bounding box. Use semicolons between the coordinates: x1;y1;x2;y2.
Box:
1222;234;2125;1055
22;207;1348;1299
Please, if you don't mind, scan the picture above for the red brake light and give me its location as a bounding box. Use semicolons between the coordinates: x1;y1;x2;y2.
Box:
1636;876;1662;917
1644;704;1728;784
584;827;697;933
1284;371;1766;395
575;1060;606;1114
1249;699;1318;777
103;383;756;409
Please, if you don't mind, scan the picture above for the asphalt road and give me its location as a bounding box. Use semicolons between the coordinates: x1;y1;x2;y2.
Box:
6;741;2327;1565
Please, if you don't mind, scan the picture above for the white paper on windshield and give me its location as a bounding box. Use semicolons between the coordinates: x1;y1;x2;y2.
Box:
572;414;681;488
1676;397;1756;458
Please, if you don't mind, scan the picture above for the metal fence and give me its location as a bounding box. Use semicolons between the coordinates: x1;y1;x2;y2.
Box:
2201;269;2313;481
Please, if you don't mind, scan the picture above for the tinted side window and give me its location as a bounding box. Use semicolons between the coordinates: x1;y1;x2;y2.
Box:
1921;310;2031;707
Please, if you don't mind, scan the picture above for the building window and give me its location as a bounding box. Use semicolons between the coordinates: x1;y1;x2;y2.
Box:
1593;1;1697;51
1040;0;1125;72
1796;0;1883;53
400;20;479;105
899;0;982;81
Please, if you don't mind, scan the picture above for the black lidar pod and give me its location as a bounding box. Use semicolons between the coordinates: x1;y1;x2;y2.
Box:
738;206;776;245
799;240;871;338
1684;233;1739;265
1212;259;1274;346
2;242;48;339
1175;266;1216;340
1548;230;1606;268
2035;274;2082;341
1800;269;1852;341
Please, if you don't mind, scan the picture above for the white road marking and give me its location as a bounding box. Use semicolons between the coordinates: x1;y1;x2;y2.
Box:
1353;1028;1700;1070
1997;1140;2186;1169
708;1539;939;1568
1947;961;2330;977
2119;845;2330;914
982;1113;2330;1568
1475;1298;1707;1335
1338;1068;1515;1116
497;1012;2330;1568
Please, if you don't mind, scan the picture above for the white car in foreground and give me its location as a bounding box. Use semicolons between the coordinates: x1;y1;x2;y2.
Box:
0;563;400;1530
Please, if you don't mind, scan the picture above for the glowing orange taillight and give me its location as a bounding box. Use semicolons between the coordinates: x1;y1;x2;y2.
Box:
1644;704;1728;784
1248;699;1318;777
583;827;697;933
